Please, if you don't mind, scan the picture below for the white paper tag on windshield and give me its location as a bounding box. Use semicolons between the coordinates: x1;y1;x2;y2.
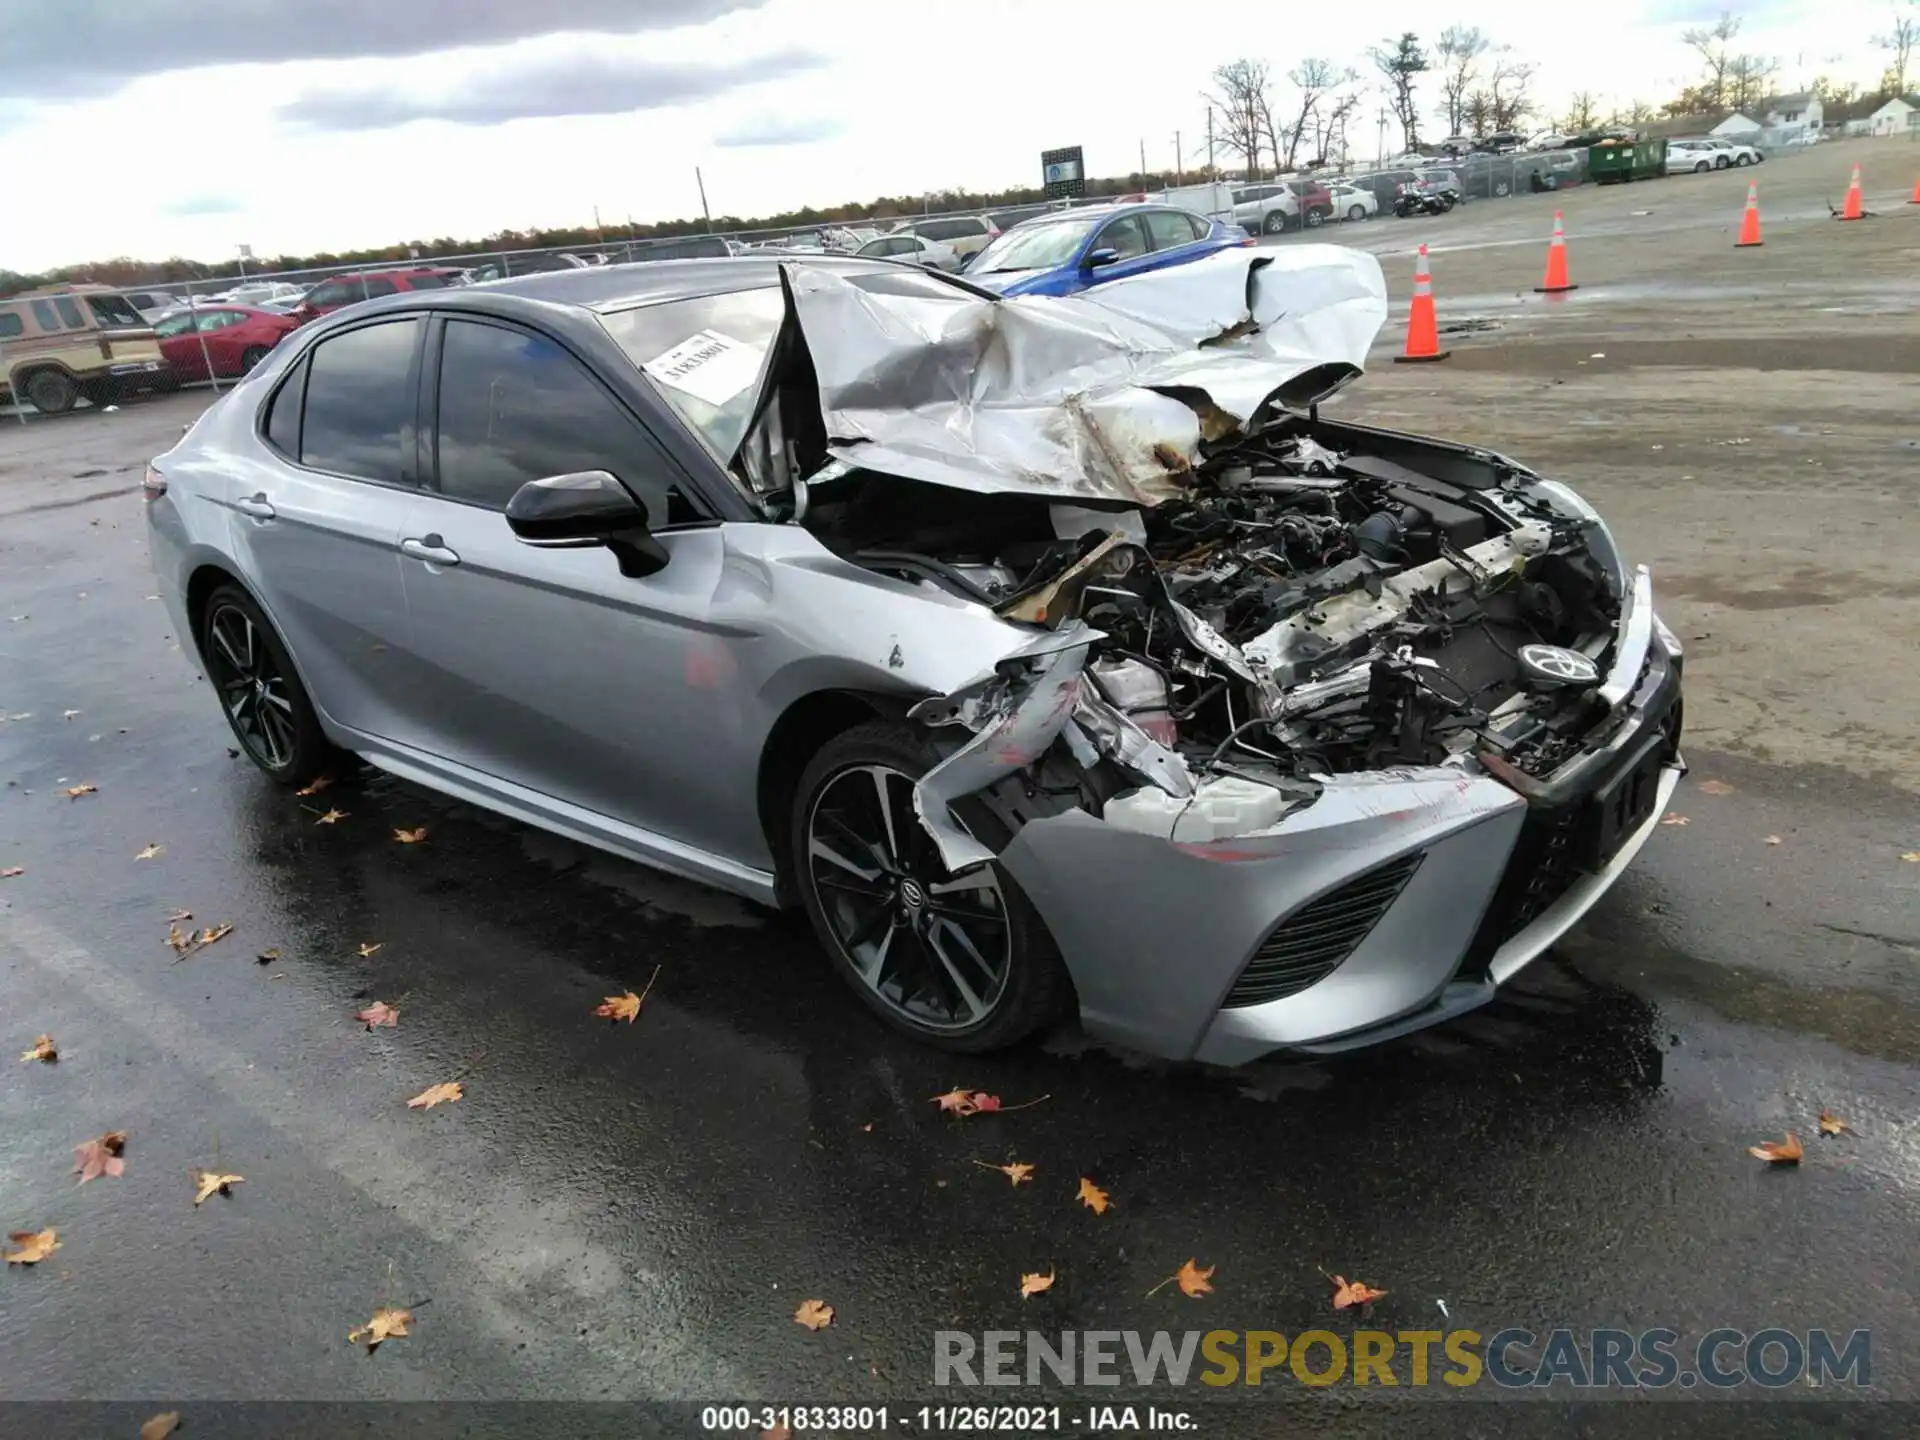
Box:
642;329;761;408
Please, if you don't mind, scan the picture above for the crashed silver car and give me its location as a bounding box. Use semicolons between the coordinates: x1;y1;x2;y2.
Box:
146;249;1684;1064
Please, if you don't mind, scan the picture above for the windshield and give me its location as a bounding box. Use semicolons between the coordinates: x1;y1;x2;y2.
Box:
600;268;975;462
967;214;1099;274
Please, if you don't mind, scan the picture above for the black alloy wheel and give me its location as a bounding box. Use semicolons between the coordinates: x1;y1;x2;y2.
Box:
198;584;332;786
791;721;1069;1051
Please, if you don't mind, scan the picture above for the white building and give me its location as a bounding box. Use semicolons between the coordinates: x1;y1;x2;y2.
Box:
1865;94;1920;137
1711;94;1824;147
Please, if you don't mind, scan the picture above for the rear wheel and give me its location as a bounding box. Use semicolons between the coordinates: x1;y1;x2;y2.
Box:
1304;207;1326;228
198;584;334;788
1262;211;1287;235
1693;161;1711;173
239;346;270;374
1714;154;1730;169
1347;204;1368;221
23;369;78;415
790;720;1070;1053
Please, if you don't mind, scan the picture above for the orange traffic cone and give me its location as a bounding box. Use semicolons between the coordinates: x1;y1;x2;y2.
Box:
1393;244;1450;364
1736;182;1763;247
1534;211;1577;294
1838;164;1864;220
1908;174;1920;206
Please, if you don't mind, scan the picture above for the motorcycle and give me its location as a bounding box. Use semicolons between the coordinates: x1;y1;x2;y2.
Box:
1392;183;1462;218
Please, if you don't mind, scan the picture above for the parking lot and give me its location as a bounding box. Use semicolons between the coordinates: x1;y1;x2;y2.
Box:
2;136;1917;1430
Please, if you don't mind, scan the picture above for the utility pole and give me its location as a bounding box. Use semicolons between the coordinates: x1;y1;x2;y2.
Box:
1174;130;1182;187
1376;106;1389;168
1206;105;1217;211
1138;137;1147;180
694;167;712;232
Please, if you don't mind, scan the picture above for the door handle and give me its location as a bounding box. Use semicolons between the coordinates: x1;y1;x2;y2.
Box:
234;493;275;519
400;535;461;566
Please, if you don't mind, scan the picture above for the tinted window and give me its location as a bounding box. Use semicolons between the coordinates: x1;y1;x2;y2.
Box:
55;297;85;328
0;313;20;338
361;278;398;298
1144;211;1200;249
306;281;351;309
406;273;452;290
915;217;981;241
265;357;305;456
434;319;688;519
299;319;420;484
31;299;59;330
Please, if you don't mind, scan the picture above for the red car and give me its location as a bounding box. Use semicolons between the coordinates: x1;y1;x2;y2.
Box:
153;304;298;381
289;266;465;324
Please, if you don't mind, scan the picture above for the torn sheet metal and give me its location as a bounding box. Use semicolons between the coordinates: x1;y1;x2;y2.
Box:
908;626;1097;872
781;246;1388;508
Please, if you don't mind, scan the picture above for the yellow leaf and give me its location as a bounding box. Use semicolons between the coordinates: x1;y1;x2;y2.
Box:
1902;852;1920;864
1020;1267;1056;1299
63;784;97;798
1660;814;1690;827
596;991;641;1022
348;1305;413;1351
191;1170;244;1205
134;843;165;861
314;808;348;825
392;827;428;844
295;775;333;796
1174;1259;1214;1298
972;1159;1034;1186
1331;1274;1388;1309
931;1087;976;1114
357;942;383;958
407;1081;464;1110
1818;1112;1850;1136
141;1413;182;1440
1076;1177;1111;1215
3;1228;61;1264
196;923;233;948
19;1034;57;1063
1749;1133;1803;1165
1695;779;1734;795
793;1298;834;1330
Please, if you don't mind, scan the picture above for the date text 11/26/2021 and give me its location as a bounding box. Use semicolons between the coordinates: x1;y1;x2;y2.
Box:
700;1405;1197;1432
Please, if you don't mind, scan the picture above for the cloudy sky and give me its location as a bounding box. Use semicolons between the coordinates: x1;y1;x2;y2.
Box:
0;0;1894;271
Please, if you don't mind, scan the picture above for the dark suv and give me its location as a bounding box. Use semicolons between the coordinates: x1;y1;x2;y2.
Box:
289;267;465;325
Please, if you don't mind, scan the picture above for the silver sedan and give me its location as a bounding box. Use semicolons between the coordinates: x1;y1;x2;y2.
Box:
146;252;1684;1064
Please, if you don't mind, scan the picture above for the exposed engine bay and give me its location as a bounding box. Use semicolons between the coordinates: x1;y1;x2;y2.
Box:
801;415;1631;836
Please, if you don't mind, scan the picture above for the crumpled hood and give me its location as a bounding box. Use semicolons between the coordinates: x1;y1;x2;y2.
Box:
782;246;1388;507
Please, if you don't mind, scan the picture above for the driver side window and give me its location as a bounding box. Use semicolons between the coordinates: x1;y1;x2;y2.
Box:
1093;216;1149;261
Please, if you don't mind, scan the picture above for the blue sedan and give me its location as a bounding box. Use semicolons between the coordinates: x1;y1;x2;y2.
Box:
960;202;1251;297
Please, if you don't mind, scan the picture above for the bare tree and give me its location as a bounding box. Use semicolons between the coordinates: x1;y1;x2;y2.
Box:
1618;98;1658;126
1313;79;1365;167
1876;7;1917;95
1726;53;1780;113
1434;25;1490;137
1561;91;1600;132
1208;59;1275;179
1273;58;1341;169
1465;48;1536;133
1369;32;1431;149
1682;12;1742;108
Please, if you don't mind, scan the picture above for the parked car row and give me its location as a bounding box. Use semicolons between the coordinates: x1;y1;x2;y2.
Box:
1665;138;1765;173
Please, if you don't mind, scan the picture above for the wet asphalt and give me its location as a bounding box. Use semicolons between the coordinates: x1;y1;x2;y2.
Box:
2;408;1917;1436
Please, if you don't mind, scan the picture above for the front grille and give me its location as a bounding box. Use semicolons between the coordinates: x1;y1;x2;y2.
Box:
1223;852;1425;1008
1457;807;1585;977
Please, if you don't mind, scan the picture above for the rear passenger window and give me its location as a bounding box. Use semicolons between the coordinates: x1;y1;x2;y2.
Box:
299;320;420;484
31;300;58;330
406;274;451;290
1144;211;1199;249
264;357;306;456
362;278;398;299
0;313;21;339
55;297;84;328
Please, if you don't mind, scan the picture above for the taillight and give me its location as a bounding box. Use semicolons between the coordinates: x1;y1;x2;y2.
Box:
142;465;167;502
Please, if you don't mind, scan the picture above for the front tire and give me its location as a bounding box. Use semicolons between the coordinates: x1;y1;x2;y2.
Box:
1303;207;1325;228
23;369;78;415
1347;204;1368;222
790;720;1070;1053
198;584;334;788
1262;211;1287;235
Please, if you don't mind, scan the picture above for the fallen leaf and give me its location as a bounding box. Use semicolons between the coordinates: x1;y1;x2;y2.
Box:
1331;1274;1388;1310
1174;1259;1215;1298
19;1034;57;1063
969;1092;1004;1113
407;1081;464;1110
594;964;660;1024
1818;1112;1850;1136
1902;852;1920;864
1660;814;1690;827
73;1130;128;1184
392;827;428;844
295;775;334;796
1020;1267;1057;1299
355;1001;400;1029
1696;779;1734;795
167;908;192;923
140;1413;181;1440
1764;835;1783;846
356;942;383;958
63;784;97;798
973;1159;1035;1186
257;948;279;965
62;709;81;721
191;1170;244;1205
3;1228;60;1264
134;843;165;860
314;808;348;825
931;1087;976;1114
1077;1177;1112;1215
1;867;23;878
165;924;193;954
195;923;233;948
348;1306;413;1351
1749;1133;1804;1165
793;1298;834;1330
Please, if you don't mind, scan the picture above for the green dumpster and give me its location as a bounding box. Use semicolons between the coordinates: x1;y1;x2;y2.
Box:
1587;137;1668;183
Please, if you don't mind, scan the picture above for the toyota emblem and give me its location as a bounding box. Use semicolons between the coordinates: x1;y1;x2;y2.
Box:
1518;644;1601;686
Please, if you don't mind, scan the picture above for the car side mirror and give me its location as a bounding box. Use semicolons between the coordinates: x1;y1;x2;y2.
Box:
505;470;668;578
1084;247;1122;269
